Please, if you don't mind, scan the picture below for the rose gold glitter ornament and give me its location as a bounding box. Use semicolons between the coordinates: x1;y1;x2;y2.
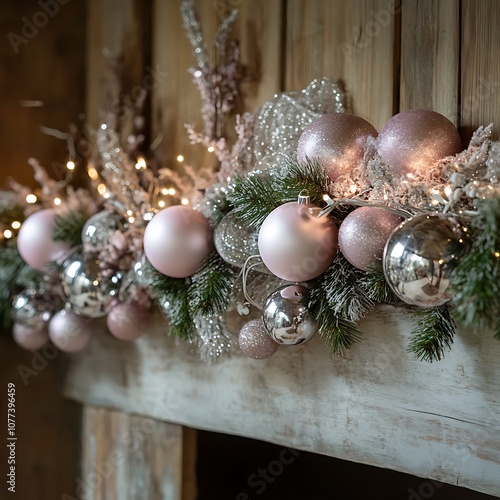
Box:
377;109;462;177
297;113;378;181
107;302;150;341
338;207;403;271
12;323;49;350
238;319;279;359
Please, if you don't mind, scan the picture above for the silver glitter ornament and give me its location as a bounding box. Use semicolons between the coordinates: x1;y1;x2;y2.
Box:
194;184;230;225
383;213;471;308
11;289;53;329
81;210;124;250
262;285;319;345
61;254;122;317
253;78;346;173
214;211;264;270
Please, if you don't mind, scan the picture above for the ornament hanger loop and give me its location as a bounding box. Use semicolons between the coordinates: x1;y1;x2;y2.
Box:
298;189;310;205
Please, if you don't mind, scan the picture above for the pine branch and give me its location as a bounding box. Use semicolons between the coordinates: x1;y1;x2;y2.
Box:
152;270;193;340
450;198;500;334
408;305;456;362
321;253;374;322
188;252;236;317
53;211;87;246
306;278;363;355
359;267;399;304
227;172;281;227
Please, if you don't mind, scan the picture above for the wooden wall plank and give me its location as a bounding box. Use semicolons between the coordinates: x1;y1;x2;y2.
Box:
86;0;151;128
81;407;196;500
285;0;400;131
461;0;500;142
400;0;460;124
63;310;500;497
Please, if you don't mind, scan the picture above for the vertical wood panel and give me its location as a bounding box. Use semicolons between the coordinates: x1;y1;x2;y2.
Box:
86;0;151;128
400;0;460;124
285;0;400;131
81;407;196;500
461;0;500;142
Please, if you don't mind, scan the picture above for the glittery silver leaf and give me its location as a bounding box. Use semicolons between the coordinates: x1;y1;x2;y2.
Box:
193;315;232;362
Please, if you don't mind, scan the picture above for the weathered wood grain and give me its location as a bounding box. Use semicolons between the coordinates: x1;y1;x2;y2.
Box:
81;406;196;500
285;0;400;131
400;0;460;124
63;307;500;497
461;0;500;142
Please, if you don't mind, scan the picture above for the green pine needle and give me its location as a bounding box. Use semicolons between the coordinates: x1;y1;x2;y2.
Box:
188;252;236;317
227;173;281;227
359;267;399;304
306;279;363;355
451;198;500;335
152;271;193;340
408;306;456;362
53;211;88;246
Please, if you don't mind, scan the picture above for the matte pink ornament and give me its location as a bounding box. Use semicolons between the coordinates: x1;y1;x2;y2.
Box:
107;302;149;341
258;201;338;281
12;323;49;350
143;205;214;278
377;109;462;177
48;309;92;353
297;113;378;181
238;319;279;359
339;207;403;271
17;209;71;270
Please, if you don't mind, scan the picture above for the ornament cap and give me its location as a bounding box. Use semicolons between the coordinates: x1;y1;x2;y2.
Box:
297;190;310;205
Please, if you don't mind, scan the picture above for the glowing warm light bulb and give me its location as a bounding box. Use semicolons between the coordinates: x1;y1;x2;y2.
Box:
181;198;189;205
53;198;62;206
495;252;500;258
158;200;166;208
66;161;75;171
135;157;147;170
3;229;13;239
126;210;133;216
350;184;357;194
168;188;176;195
177;155;184;162
11;221;21;229
97;183;107;195
128;216;135;223
88;167;99;180
207;146;215;153
161;188;169;195
444;186;453;197
26;194;37;204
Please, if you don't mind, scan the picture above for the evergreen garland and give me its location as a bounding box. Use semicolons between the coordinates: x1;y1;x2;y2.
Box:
408;305;456;362
359;267;399;304
451;198;500;337
188;252;236;317
53;211;88;246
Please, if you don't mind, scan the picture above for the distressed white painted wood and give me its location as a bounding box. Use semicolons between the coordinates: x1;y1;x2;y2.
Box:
63;306;500;497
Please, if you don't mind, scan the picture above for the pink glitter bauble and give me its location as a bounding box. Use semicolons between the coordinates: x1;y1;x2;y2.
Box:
297;113;378;181
17;209;71;270
377;109;462;177
143;205;214;278
238;319;279;359
107;302;149;341
12;323;50;350
339;207;403;271
258;202;338;281
48;310;93;353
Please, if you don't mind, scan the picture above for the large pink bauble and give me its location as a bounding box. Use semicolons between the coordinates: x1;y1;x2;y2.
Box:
258;202;338;281
297;113;378;181
48;310;93;353
238;319;279;360
107;302;149;341
377;109;462;177
339;207;403;271
143;205;214;278
12;323;49;350
17;208;71;270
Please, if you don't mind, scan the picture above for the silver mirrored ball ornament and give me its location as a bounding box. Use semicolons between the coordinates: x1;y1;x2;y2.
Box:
11;289;53;328
262;285;318;345
81;211;124;249
61;254;123;317
383;213;471;308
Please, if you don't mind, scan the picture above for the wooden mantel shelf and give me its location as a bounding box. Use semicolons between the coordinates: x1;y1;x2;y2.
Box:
63;306;500;497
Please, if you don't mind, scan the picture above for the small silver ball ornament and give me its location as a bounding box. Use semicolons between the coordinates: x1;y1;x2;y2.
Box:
81;211;124;249
262;285;318;345
61;254;123;317
383;213;470;308
11;289;53;328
